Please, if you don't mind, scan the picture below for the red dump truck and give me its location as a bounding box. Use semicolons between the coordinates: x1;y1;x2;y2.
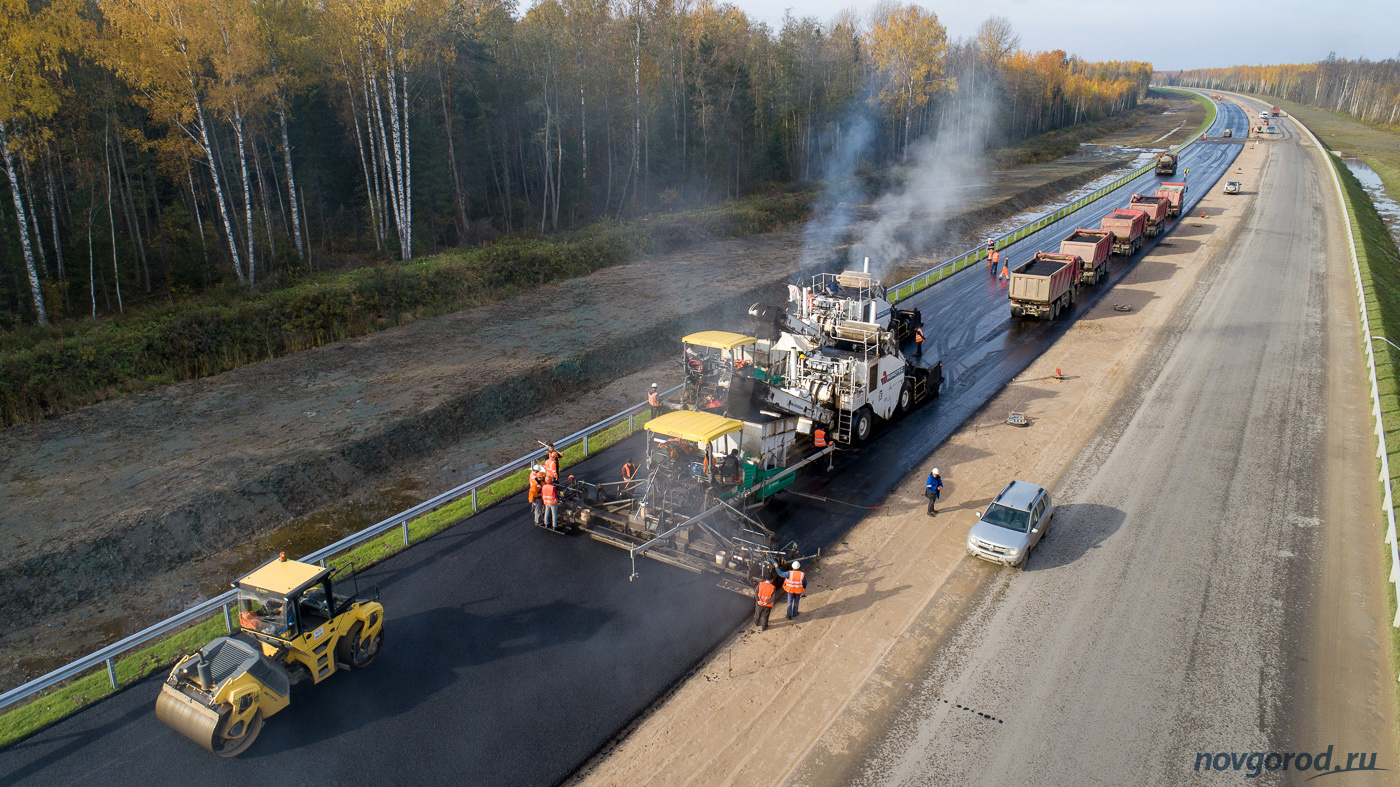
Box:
1271;106;1282;117
1155;153;1178;176
1129;194;1171;237
1009;253;1079;320
1059;229;1113;285
1101;209;1147;256
1155;182;1187;217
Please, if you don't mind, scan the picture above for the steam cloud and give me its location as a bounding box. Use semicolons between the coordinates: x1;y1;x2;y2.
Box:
800;80;997;283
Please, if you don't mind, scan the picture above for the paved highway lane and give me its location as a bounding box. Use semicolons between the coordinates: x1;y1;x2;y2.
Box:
0;100;1244;784
832;100;1397;784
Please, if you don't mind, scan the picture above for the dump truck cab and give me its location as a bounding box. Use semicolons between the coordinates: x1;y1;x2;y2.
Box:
157;555;385;757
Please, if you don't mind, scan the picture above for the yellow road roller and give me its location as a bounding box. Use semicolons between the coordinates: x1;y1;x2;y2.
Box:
156;554;385;756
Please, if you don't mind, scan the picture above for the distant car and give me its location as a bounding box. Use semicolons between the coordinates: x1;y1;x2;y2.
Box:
1224;180;1242;194
1222;128;1233;138
965;480;1053;569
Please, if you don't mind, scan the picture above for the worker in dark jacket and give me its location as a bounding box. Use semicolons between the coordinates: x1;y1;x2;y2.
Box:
753;577;777;631
925;468;943;515
774;560;806;619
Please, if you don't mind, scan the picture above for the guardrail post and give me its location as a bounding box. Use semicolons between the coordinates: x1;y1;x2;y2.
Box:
223;603;233;633
629;413;635;434
584;433;591;457
402;522;411;546
472;488;479;513
105;658;118;690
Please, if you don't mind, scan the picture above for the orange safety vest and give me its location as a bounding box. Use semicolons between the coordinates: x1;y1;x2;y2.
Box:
814;429;828;448
783;570;805;595
528;475;541;503
991;250;1000;264
915;327;925;344
545;456;559;480
756;580;776;607
541;483;559;506
648;391;660;407
622;460;637;480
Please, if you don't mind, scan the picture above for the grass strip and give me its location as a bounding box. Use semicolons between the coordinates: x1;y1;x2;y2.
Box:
1329;153;1400;700
0;408;655;749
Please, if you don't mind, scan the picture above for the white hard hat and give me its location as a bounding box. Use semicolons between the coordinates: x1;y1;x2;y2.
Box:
651;382;658;387
932;468;939;474
791;561;801;569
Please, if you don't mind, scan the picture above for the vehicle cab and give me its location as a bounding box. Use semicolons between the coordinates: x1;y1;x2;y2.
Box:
966;480;1053;569
682;331;761;411
236;556;370;684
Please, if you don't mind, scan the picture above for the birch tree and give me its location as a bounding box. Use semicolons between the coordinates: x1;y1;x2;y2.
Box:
0;0;81;325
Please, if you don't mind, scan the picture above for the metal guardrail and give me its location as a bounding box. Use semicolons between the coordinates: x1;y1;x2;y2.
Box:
1285;100;1400;632
0;383;684;712
888;91;1218;305
1;92;1226;716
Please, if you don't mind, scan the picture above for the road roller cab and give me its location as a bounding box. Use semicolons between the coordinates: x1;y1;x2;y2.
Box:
156;554;384;757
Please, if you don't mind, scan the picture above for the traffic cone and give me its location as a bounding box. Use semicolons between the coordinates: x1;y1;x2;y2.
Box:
1054;367;1063;380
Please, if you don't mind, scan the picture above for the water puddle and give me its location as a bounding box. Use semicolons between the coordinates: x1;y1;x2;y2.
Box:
1342;157;1400;244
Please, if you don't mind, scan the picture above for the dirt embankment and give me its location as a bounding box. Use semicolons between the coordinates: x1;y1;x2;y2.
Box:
0;99;1196;689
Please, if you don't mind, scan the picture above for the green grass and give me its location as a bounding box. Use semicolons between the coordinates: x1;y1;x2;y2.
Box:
1243;94;1400;209
0;407;656;750
1328;151;1400;709
890;91;1216;304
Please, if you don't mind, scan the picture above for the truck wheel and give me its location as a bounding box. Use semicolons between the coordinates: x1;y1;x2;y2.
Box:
338;622;383;668
897;384;914;415
853;408;874;443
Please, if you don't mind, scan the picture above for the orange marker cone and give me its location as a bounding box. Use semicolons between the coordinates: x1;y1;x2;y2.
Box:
1055;367;1063;379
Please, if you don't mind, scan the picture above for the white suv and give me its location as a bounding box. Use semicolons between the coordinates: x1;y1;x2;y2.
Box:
966;480;1053;569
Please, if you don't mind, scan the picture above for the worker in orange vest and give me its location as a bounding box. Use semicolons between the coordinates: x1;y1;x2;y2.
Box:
543;453;559;482
753;576;777;631
814;428;828;448
774;560;806;619
622;458;638;482
988;248;1000;273
914;326;925;359
541;477;560;530
648;383;662;418
528;465;545;525
1000;259;1010;282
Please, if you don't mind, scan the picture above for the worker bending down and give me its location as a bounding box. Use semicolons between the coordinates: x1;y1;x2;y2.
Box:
774;560;806;619
753;576;777;631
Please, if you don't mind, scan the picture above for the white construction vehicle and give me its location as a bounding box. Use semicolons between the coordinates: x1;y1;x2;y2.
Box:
744;266;942;444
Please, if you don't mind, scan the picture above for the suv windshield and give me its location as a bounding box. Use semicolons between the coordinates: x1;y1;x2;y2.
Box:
982;503;1031;533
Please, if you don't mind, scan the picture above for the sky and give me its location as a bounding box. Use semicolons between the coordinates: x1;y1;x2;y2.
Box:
732;0;1400;71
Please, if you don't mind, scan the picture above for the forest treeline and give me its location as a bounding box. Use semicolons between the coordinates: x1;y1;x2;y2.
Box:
1158;56;1400;127
0;0;1152;331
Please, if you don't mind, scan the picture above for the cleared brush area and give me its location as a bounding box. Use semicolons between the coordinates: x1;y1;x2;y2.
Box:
0;192;809;428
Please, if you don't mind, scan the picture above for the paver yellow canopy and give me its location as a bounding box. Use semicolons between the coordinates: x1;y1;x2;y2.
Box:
645;409;744;445
681;331;757;351
155;554;385;757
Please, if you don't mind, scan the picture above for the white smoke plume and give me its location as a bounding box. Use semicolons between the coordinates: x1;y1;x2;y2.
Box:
847;86;997;281
799;114;875;269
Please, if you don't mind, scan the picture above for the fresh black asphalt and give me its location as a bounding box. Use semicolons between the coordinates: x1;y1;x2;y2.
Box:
0;98;1247;785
